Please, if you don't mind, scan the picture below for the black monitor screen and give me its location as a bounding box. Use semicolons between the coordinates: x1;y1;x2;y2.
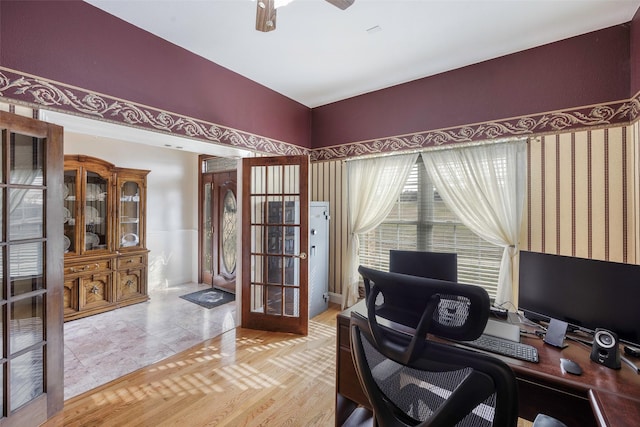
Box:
389;250;457;282
518;251;640;346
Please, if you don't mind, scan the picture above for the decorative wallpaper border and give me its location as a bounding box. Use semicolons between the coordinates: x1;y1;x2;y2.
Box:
1;67;639;162
312;98;640;162
0;68;308;157
632;91;640;123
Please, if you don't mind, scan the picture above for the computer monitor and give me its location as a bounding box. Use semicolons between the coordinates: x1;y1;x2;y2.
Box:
389;250;457;282
518;251;640;346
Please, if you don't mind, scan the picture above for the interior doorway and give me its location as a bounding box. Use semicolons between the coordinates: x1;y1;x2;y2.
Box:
199;156;238;294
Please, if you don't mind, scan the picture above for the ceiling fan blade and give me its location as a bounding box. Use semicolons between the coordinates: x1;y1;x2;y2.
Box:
325;0;355;10
256;0;277;32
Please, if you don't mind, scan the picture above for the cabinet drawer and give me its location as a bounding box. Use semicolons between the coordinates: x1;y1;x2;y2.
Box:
117;254;146;269
65;260;111;275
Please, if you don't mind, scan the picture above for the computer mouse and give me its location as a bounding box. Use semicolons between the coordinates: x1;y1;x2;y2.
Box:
560;358;582;375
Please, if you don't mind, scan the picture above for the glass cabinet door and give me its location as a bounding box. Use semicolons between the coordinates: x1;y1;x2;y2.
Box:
85;171;108;251
119;180;141;249
63;170;77;254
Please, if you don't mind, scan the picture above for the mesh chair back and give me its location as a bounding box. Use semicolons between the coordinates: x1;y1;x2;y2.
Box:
359;265;489;342
351;266;519;427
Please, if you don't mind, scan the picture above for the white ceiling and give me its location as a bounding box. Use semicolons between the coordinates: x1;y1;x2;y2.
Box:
86;0;639;108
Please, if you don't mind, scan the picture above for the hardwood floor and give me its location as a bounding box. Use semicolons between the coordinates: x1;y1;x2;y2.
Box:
48;302;534;427
46;305;340;427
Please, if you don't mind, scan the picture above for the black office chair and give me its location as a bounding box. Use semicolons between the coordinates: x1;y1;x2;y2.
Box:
351;266;567;427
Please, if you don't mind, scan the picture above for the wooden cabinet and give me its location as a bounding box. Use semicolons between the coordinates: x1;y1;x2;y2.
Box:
116;254;148;303
63;155;150;321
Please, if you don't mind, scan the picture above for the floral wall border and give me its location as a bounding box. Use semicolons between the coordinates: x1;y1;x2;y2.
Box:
311;97;640;162
0;67;308;157
1;67;638;162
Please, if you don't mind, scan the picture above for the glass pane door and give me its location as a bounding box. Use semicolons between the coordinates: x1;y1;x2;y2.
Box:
85;172;107;251
0;111;64;425
201;178;214;284
242;155;309;335
64;170;77;254
119;181;141;248
220;188;237;278
7;130;46;412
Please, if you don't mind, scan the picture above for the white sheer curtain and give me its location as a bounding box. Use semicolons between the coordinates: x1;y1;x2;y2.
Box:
421;139;527;305
343;153;419;308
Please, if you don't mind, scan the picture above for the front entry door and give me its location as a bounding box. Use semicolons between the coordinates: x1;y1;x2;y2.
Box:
201;171;237;293
241;155;309;335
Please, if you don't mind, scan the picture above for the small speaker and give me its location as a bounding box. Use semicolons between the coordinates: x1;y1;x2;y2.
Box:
590;328;621;369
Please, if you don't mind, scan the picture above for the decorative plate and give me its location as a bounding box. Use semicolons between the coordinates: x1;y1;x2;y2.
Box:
85;205;101;224
121;233;139;247
63;235;71;252
63;207;71;223
85;232;100;247
86;183;100;200
63;184;70;199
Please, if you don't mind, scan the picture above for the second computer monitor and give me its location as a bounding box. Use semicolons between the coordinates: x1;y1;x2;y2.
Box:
389;250;457;282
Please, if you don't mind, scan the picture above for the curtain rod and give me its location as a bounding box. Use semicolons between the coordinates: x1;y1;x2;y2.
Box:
343;135;528;162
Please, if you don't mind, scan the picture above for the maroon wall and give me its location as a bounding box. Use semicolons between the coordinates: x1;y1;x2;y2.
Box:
312;25;630;148
0;0;311;147
0;1;634;151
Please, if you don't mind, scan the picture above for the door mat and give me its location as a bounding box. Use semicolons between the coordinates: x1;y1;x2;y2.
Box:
179;288;235;309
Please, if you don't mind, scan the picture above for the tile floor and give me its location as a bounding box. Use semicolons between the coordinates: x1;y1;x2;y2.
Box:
63;282;237;400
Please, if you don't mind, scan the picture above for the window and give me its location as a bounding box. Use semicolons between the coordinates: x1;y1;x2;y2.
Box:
358;157;503;299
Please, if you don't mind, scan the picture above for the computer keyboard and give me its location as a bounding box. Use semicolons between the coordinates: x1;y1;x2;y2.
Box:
456;334;539;363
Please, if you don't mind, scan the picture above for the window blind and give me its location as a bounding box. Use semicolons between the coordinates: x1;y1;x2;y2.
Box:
358;159;502;299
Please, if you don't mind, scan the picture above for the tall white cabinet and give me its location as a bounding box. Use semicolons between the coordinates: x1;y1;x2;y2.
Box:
309;201;330;318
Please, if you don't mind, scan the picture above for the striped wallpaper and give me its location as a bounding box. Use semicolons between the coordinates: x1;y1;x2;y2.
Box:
522;126;635;263
311;123;637;298
310;160;348;299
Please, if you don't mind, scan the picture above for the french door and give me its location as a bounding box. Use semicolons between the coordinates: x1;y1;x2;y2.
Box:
0;111;64;426
241;155;309;335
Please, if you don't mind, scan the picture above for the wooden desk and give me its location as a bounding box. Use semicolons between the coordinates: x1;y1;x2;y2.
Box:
589;389;640;427
336;301;640;427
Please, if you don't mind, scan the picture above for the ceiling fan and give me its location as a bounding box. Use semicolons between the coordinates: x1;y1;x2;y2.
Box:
256;0;355;32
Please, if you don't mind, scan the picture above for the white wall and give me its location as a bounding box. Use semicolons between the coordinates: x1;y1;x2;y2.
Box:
64;133;199;290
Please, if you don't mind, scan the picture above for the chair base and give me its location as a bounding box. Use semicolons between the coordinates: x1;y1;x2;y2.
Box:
532;413;569;427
